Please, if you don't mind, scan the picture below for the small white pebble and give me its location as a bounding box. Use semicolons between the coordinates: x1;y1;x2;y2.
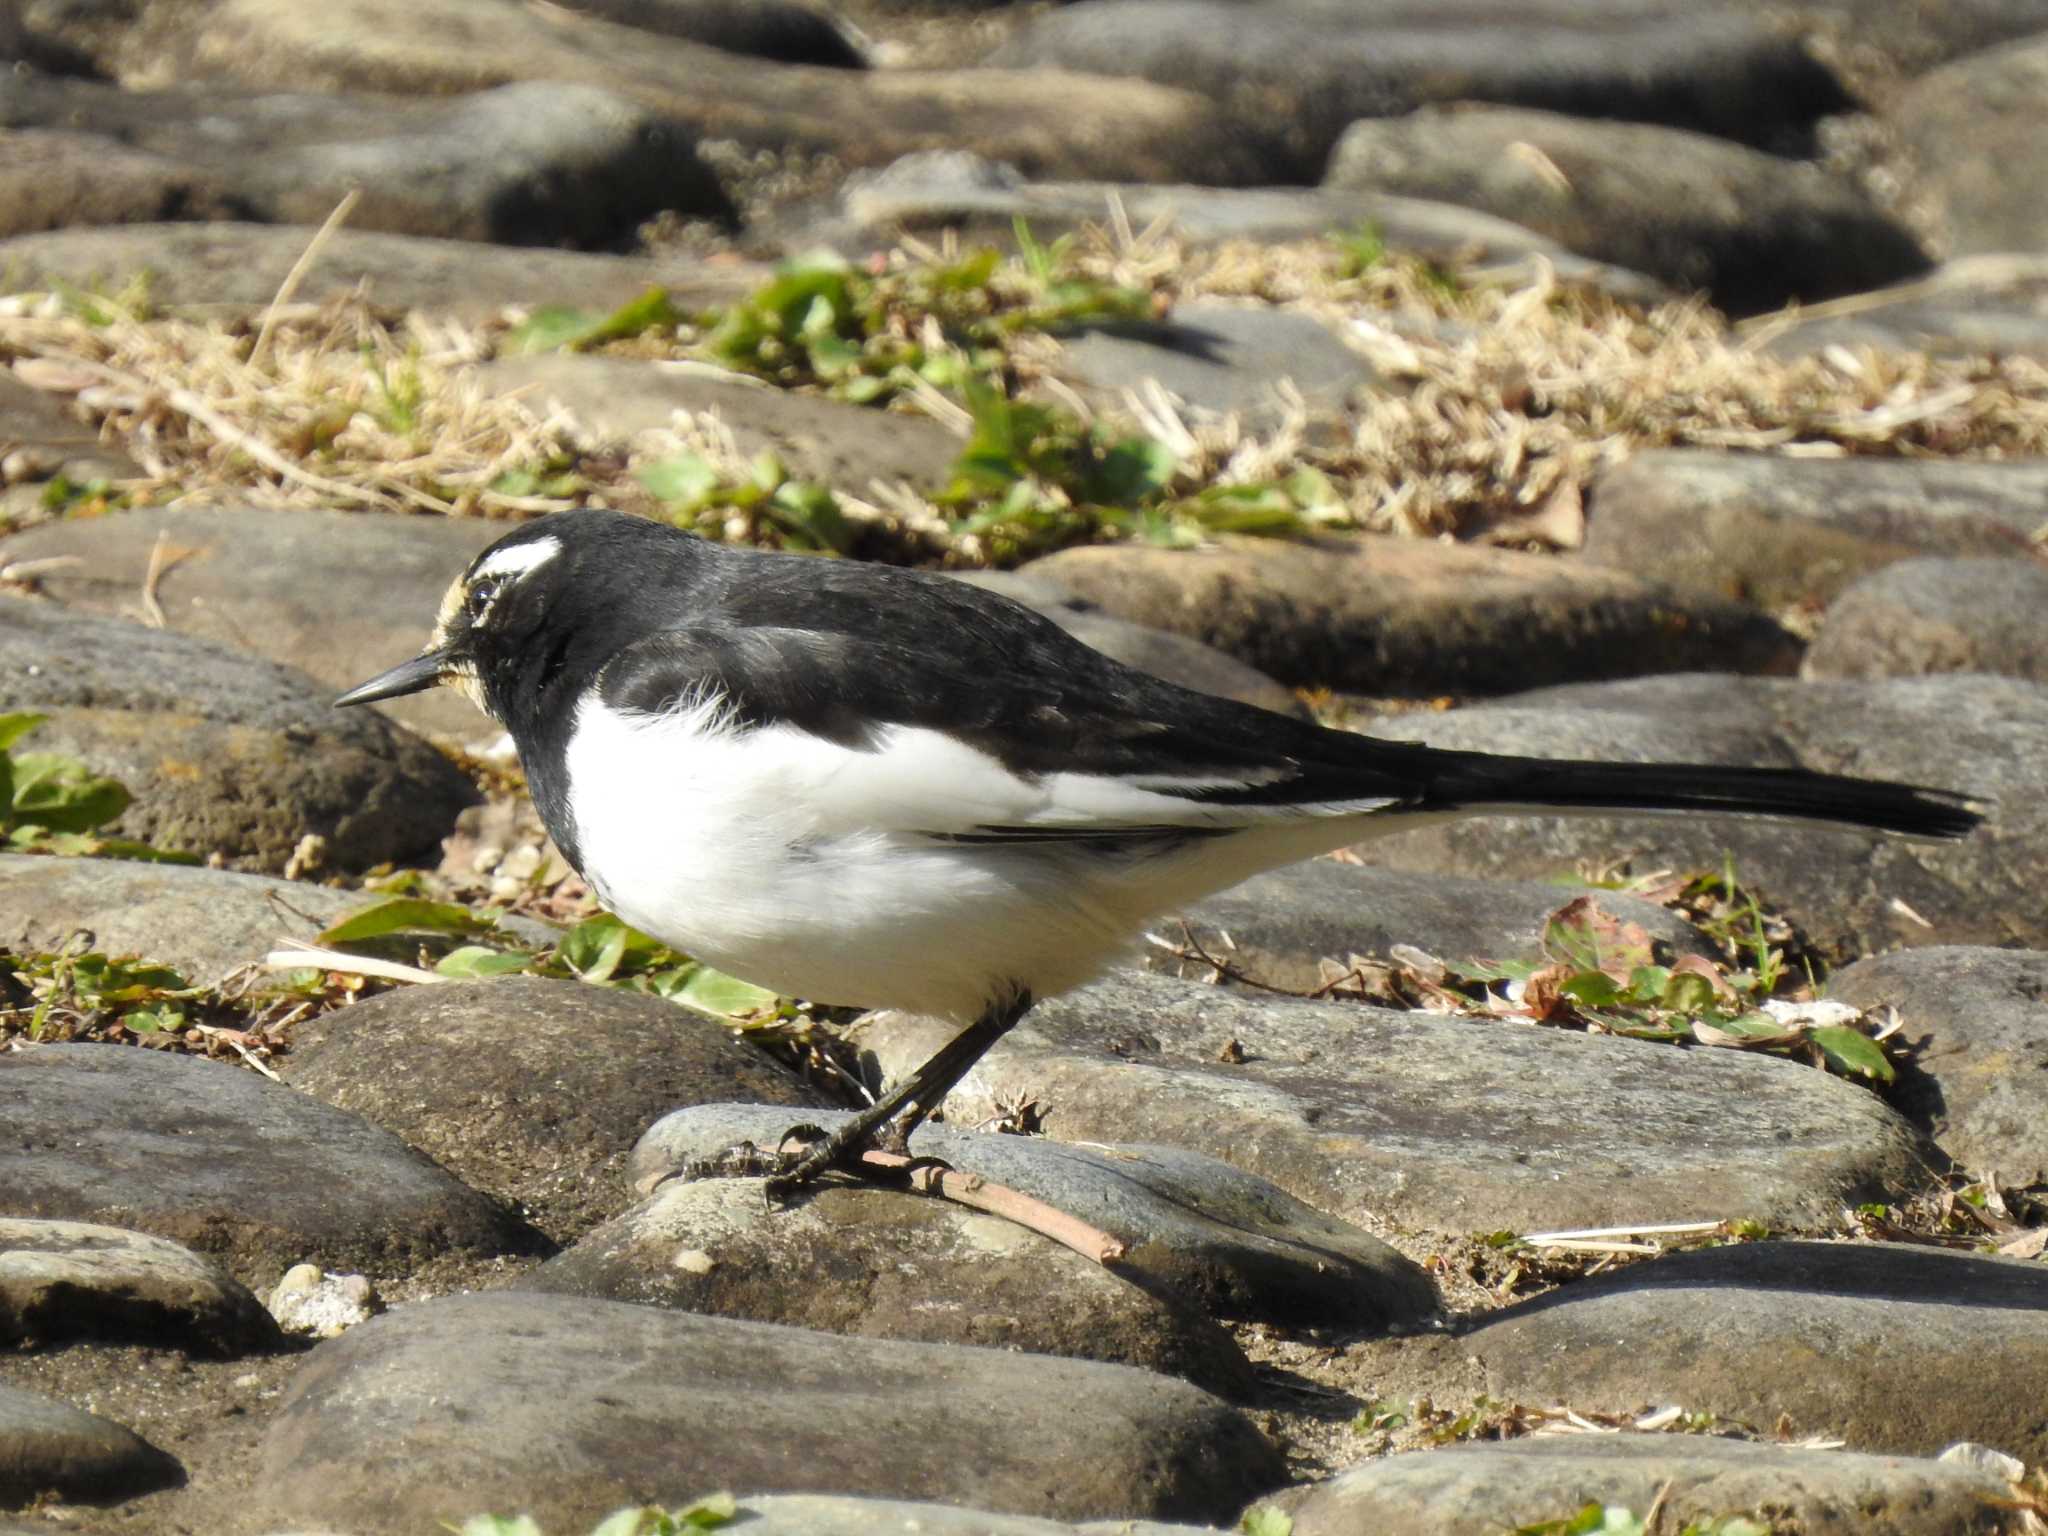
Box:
672;1248;716;1275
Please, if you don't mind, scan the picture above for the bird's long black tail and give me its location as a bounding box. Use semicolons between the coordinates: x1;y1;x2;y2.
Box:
1421;752;1983;840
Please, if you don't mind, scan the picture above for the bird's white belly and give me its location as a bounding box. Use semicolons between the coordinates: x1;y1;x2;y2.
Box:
561;696;1135;1019
562;693;1405;1021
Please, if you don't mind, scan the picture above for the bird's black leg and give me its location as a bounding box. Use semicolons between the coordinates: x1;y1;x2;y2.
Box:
766;990;1033;1194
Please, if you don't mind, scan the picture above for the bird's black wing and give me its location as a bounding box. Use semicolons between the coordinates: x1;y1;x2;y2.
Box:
594;548;1982;843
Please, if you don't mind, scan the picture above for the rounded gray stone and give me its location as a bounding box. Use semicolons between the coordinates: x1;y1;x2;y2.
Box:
1805;557;2048;685
795;166;1669;305
0;595;476;873
1324;105;1928;314
1360;673;2037;959
1165;860;1712;995
0;1218;282;1355
0;1382;181;1507
1458;1240;2048;1464
1054;304;1378;425
1015;536;1798;695
0;1043;538;1276
1276;1434;2010;1536
1830;945;2048;1186
853;966;1940;1237
0;74;733;245
250;1291;1285;1534
631;1102;1437;1328
475;354;964;497
1582;450;2048;613
1894;34;2048;257
0;222;765;318
0;854;360;987
282;976;831;1241
991;3;1848;176
0;505;506;741
523;1175;1257;1399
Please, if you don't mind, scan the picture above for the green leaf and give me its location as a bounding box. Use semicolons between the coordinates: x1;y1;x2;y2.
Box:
503;304;603;355
0;711;46;753
636;453;724;508
505;286;678;354
668;966;781;1018
1660;972;1721;1014
675;1491;738;1528
1239;1509;1293;1536
454;1517;545;1536
435;945;536;979
557;913;631;982
9;752;130;832
316;897;496;947
1558;970;1625;1008
1810;1024;1895;1083
767;481;852;554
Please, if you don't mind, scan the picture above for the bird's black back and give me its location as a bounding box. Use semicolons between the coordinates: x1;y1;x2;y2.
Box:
466;511;1981;857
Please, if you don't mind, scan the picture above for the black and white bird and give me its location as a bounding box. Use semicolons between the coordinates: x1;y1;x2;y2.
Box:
338;508;1982;1185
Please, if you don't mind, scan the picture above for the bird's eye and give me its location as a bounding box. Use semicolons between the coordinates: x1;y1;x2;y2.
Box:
466;578;501;618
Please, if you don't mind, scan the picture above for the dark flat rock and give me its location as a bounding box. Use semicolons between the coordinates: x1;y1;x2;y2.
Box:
0;75;730;246
1276;1434;2010;1536
1830;946;2048;1185
282;977;829;1242
476;354;964;492
0;222;766;318
1893;34;2048;257
1054;304;1377;424
0;595;476;871
1804;556;2048;685
0;854;357;985
991;3;1847;177
854;966;1939;1236
0;1383;181;1507
1164;860;1711;995
1459;1240;2048;1463
525;1174;1257;1399
250;1291;1284;1533
631;1103;1438;1328
1325;105;1928;314
1359;673;2038;957
553;0;865;66
0;1043;537;1276
1;505;506;740
1583;450;2048;612
1014;536;1797;694
179;0;1290;190
0;1218;281;1356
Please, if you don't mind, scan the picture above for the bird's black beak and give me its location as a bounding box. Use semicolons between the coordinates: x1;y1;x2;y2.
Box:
334;648;454;707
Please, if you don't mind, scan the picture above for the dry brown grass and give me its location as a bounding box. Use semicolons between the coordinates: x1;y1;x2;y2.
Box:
5;229;2048;560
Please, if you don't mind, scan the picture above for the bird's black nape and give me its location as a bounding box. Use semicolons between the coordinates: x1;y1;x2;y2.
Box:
1419;751;1983;840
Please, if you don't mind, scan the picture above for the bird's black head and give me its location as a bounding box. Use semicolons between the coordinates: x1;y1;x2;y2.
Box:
334;509;712;726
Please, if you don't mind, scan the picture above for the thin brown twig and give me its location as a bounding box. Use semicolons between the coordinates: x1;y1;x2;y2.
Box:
856;1149;1127;1266
1642;1476;1674;1535
251;188;361;372
139;527;173;629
